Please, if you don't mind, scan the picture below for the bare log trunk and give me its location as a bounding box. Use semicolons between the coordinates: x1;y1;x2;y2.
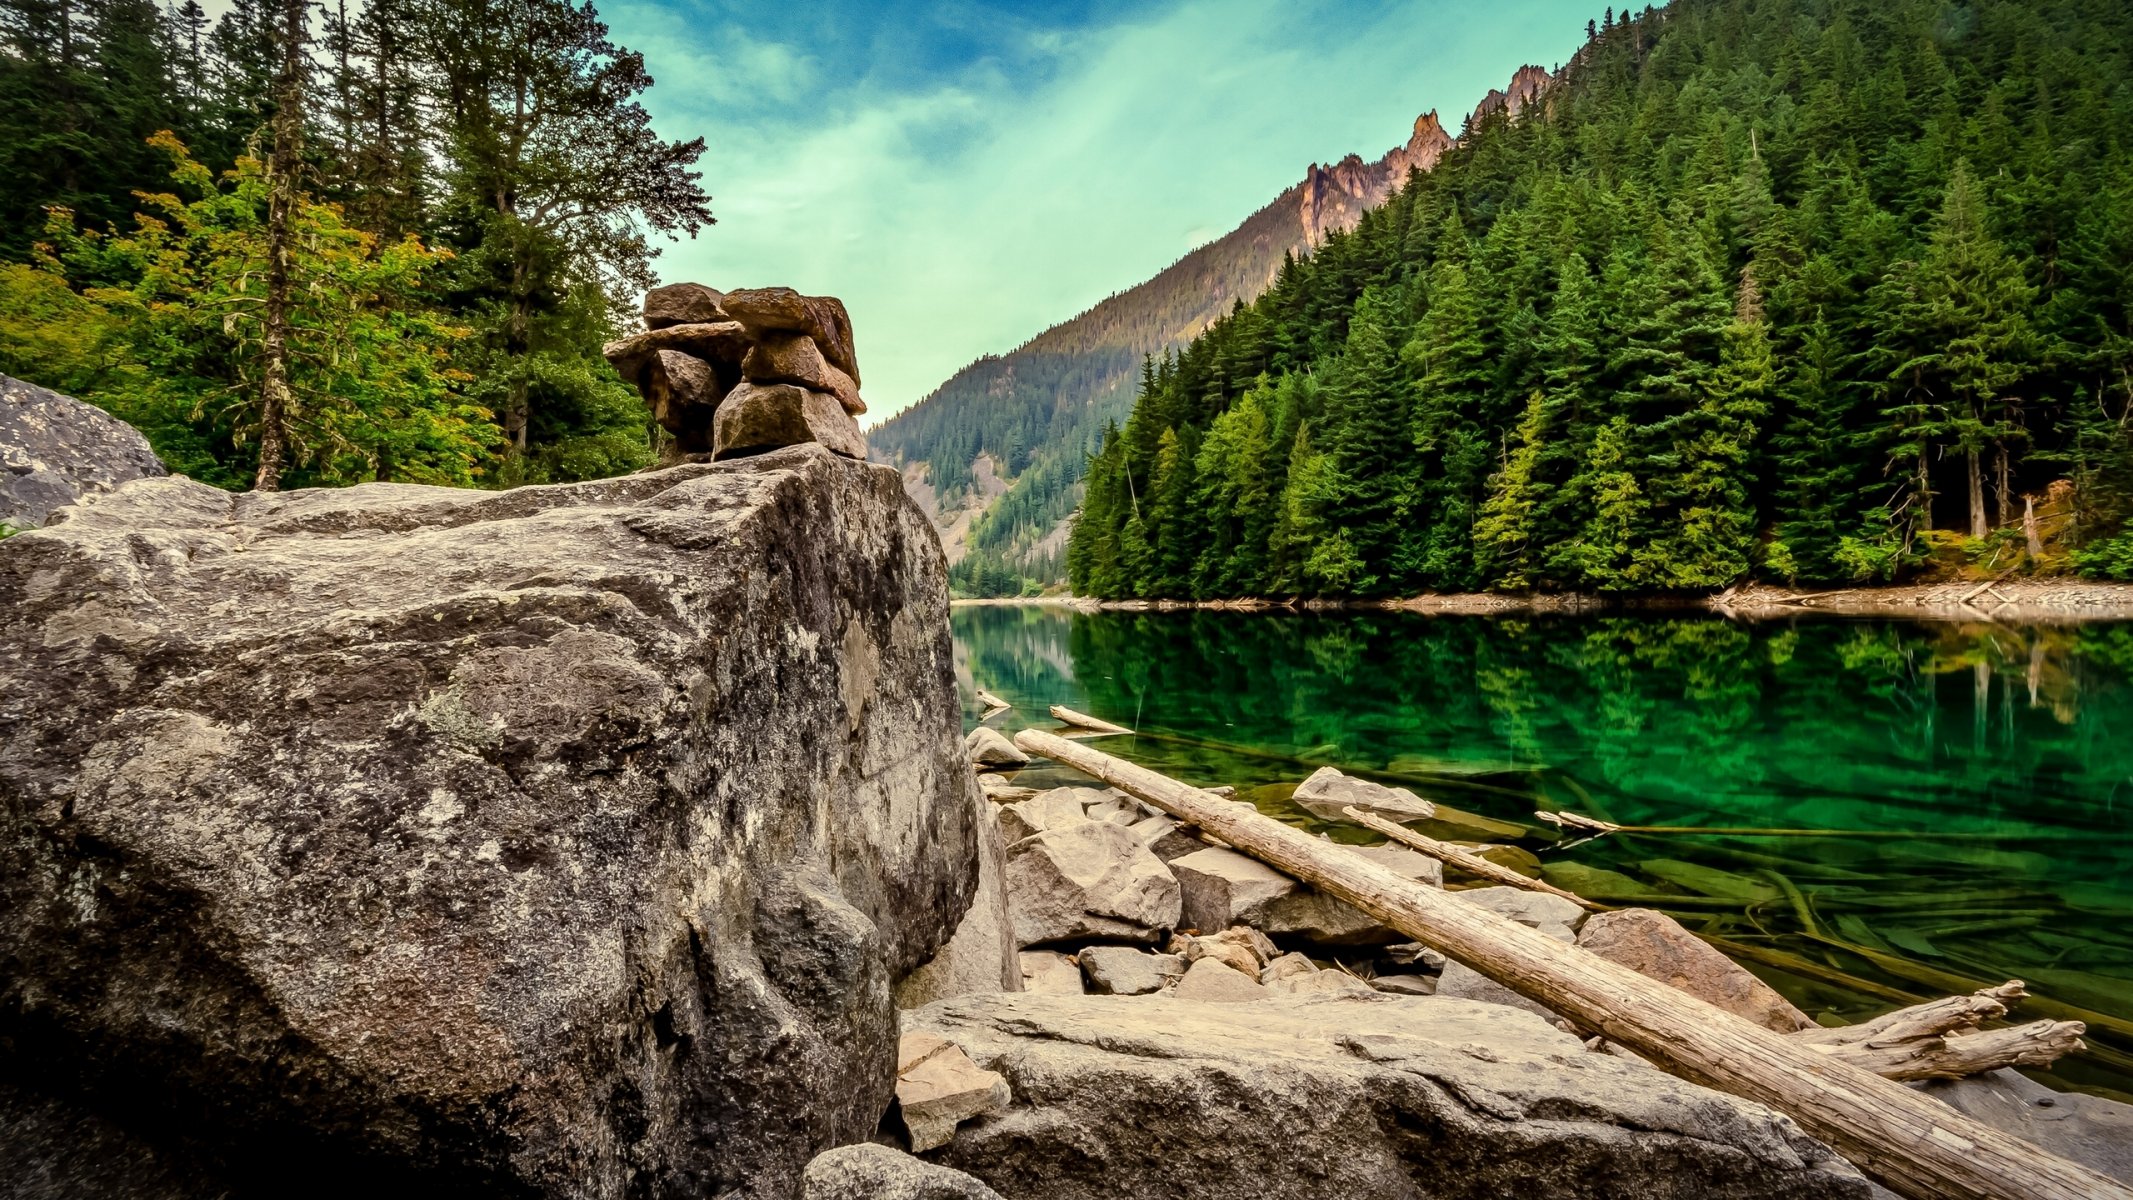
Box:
1049;704;1130;734
1796;982;2087;1081
1341;806;1604;911
1012;730;2129;1200
1968;447;1988;539
2024;497;2043;559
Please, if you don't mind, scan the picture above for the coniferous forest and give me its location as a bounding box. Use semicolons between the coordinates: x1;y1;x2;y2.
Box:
1068;0;2133;598
0;0;709;492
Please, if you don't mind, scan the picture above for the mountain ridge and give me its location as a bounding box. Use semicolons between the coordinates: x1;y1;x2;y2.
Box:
867;66;1553;592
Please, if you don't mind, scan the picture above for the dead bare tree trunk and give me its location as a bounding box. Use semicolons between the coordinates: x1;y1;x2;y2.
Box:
1013;729;2129;1200
2024;496;2043;559
254;0;307;493
1967;446;1988;539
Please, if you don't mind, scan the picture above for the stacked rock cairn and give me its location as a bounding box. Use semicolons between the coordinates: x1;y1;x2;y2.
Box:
603;282;868;464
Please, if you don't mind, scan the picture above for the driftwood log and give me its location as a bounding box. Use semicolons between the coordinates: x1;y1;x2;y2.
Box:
1012;729;2130;1200
1049;704;1132;734
975;688;1011;711
1340;806;1607;911
1797;982;2088;1082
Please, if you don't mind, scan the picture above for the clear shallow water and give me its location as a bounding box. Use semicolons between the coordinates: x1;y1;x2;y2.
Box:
955;606;2133;1098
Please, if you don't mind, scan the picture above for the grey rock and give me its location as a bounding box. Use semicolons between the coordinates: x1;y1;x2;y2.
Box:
722;287;862;386
1344;843;1445;888
1290;766;1436;823
1915;1068;2133;1184
0;444;982;1200
1171;957;1266;1003
643;282;727;328
743;332;866;416
646;348;733;455
1077;947;1183;996
1453;885;1588;940
1004;821;1180;946
1578;907;1811;1033
1433;960;1561;1021
1170;846;1390;944
997;789;1089;843
912;992;1871;1200
896;1033;1011;1154
964;726;1029;770
1368;974;1436;995
803;1143;1003;1200
0;374;165;530
0;1075;222;1199
714;381;868;461
1381;942;1449;970
1126;814;1205;863
1017;950;1084;995
899;784;1022;1007
1269;970;1377;999
1258;951;1317;985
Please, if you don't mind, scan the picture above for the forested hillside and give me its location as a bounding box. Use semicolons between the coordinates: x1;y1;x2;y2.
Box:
870;104;1468;598
1069;0;2133;598
0;0;708;493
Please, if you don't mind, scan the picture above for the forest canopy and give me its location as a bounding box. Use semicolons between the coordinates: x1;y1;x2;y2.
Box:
1068;0;2133;597
0;0;710;492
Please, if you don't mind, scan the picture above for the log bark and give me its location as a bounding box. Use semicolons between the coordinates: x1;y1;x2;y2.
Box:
1795;982;2088;1081
1049;704;1131;735
1013;729;2130;1200
1341;806;1605;911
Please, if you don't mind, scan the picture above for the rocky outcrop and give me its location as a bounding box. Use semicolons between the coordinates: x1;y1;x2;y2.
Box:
1004;821;1180;946
0;443;980;1199
1289;766;1436;822
0;374;165;530
605;284;866;465
911;992;1872;1200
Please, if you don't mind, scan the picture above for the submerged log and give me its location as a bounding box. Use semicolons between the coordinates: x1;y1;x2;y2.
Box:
975;688;1012;711
1341;806;1607;912
1049;704;1132;735
1013;729;2131;1200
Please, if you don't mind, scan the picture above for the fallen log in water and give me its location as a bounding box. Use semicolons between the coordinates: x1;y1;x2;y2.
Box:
1048;704;1132;735
1340;806;1607;912
1013;729;2131;1200
975;688;1012;711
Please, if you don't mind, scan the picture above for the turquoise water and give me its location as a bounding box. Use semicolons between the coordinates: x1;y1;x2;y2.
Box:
955;605;2133;1098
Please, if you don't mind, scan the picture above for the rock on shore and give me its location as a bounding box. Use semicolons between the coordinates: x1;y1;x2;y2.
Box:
0;373;165;529
910;991;1872;1199
0;443;980;1199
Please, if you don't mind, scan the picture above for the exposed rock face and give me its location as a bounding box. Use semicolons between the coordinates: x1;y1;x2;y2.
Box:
895;1033;1011;1154
0;444;980;1199
911;992;1872;1200
801;1143;1002;1200
722;287;862;387
1916;1068;2133;1184
0;374;166;529
896;786;1021;1009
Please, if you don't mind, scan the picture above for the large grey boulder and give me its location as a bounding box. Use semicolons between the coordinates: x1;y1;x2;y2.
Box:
910;992;1871;1200
1170;844;1438;944
1003;821;1181;946
802;1143;1002;1200
0;374;165;530
897;782;1022;1008
1290;766;1435;822
0;444;983;1200
1915;1068;2133;1185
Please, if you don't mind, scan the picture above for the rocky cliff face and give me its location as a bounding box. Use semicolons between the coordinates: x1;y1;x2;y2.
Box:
0;444;981;1199
1297;109;1456;247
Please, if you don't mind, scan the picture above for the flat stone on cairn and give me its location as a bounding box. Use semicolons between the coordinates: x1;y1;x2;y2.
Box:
604;281;867;464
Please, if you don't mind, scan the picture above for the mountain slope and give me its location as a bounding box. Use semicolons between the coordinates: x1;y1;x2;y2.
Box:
867;88;1524;594
1066;0;2133;599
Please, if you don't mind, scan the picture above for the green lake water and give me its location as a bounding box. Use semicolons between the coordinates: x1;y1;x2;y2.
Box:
954;605;2133;1098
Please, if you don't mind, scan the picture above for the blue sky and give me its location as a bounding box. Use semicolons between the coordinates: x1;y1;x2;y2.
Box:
605;0;1600;422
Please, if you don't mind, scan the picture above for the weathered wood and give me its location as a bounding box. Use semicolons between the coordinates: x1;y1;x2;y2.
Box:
1794;981;2088;1081
1048;704;1132;735
975;688;1011;711
1342;806;1607;912
1013;729;2131;1200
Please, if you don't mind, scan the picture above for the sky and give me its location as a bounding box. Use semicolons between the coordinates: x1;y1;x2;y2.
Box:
603;0;1600;423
